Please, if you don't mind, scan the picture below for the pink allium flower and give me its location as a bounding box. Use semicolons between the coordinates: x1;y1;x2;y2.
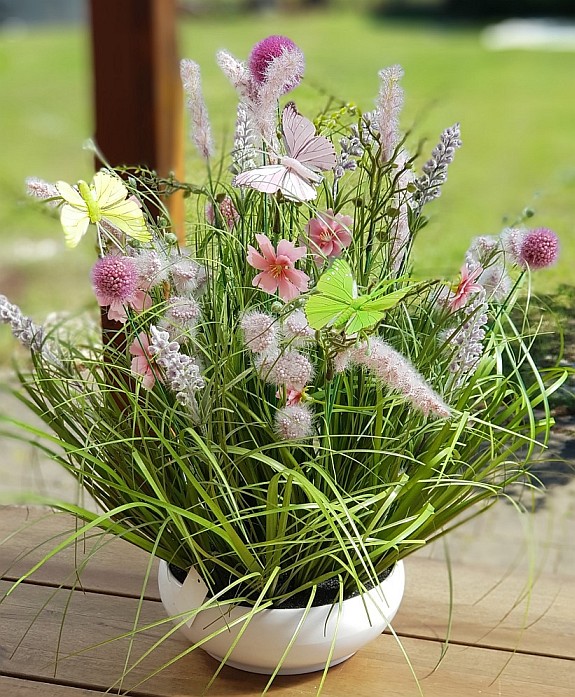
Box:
275;403;314;440
247;234;309;302
248;35;304;92
129;332;159;390
91;255;151;323
241;311;278;353
518;228;559;270
449;264;483;312
306;210;353;263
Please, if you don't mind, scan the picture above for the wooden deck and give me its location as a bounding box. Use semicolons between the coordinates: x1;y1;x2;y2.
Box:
1;506;573;696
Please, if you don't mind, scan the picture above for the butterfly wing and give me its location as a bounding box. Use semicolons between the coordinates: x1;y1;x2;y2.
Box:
56;180;86;209
102;199;150;242
92;171;129;209
60;205;90;248
345;286;413;334
305;259;356;330
283;103;336;172
234;165;288;194
91;171;150;242
280;170;318;202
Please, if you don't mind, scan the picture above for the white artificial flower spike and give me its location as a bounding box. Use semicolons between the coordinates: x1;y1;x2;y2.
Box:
233;103;336;202
56;171;151;248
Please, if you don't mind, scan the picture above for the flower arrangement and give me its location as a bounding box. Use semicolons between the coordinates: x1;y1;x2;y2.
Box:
1;34;567;685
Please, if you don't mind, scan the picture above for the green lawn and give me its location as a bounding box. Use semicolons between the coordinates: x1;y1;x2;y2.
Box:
0;10;573;338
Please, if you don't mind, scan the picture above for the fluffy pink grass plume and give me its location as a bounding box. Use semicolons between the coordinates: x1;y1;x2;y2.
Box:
129;332;159;390
518;228;559;270
351;338;451;418
248;36;304;90
180;59;214;160
252;46;305;143
216;49;255;102
247;234;309;302
275;403;313;440
241;311;278;353
449;264;483;312
375;64;404;163
306;209;353;263
389;149;415;272
25;177;59;205
91;255;151;323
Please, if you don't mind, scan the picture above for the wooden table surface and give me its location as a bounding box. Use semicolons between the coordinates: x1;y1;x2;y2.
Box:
0;506;573;696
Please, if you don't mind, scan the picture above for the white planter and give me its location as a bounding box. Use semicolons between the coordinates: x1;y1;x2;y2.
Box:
157;560;405;675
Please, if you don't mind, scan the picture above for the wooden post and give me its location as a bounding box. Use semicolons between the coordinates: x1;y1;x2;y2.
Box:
89;0;185;402
89;0;184;242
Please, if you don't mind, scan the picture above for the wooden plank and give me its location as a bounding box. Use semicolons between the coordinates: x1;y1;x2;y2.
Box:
0;507;158;599
2;507;574;659
89;0;184;241
0;676;107;696
0;580;573;697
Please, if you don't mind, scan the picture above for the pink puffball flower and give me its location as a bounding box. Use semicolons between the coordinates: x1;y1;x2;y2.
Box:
91;255;151;323
241;311;278;353
129;332;159;390
275;403;314;440
449;263;483;312
518;228;559;270
247;233;309;302
306;210;353;263
248;35;304;92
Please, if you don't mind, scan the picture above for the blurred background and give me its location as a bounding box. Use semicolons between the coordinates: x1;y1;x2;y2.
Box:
0;0;573;388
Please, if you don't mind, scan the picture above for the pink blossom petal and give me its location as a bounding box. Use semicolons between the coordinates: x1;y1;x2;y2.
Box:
254;234;276;261
129;290;152;313
107;300;128;323
247;245;270;271
277;238;307;263
252;270;279;294
277;276;299;302
283;267;309;291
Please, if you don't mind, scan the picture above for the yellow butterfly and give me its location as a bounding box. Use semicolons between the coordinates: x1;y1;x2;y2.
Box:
55;171;150;248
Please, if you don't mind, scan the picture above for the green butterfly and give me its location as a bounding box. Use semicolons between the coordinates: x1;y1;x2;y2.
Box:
305;259;413;335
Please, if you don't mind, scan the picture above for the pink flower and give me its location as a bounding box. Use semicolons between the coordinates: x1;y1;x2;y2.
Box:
129;332;159;390
247;234;309;302
518;228;559;270
449;264;483;312
306;210;353;263
248;35;304;92
91;255;152;323
205;195;239;230
275;403;313;440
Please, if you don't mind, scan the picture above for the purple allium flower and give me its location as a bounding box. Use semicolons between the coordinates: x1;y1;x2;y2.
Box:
275;403;314;440
248;35;304;91
91;255;150;323
91;255;139;305
241;311;278;353
518;228;559;270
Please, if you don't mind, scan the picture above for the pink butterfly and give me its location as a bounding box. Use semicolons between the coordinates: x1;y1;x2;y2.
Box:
233;103;337;202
